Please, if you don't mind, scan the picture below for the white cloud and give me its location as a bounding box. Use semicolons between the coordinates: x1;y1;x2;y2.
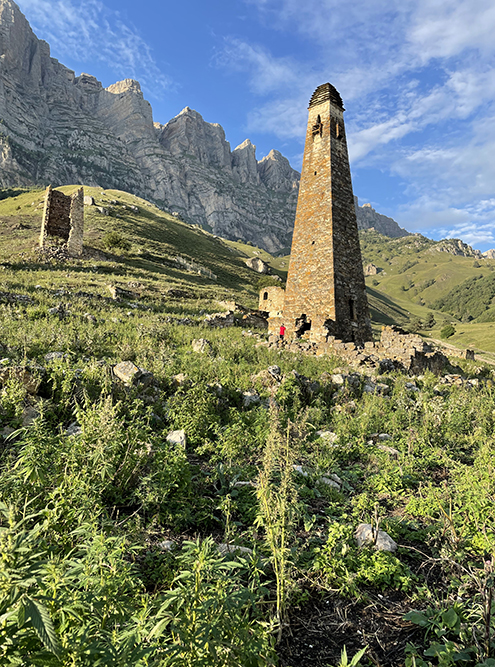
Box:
17;0;174;97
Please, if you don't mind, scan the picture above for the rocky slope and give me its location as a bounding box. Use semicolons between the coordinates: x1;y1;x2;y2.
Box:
354;197;409;238
0;0;409;251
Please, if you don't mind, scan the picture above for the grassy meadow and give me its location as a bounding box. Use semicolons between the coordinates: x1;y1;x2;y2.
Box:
1;187;495;666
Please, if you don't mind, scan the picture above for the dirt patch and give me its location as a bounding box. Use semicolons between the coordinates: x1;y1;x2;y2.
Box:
277;592;420;666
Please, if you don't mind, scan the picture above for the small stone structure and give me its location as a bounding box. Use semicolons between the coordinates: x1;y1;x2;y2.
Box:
259;286;285;320
39;186;84;257
273;83;372;345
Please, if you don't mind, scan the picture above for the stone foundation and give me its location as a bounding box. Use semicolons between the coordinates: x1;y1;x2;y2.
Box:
40;186;84;257
268;325;462;375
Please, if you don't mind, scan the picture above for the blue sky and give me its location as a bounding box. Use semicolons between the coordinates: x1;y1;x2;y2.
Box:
16;0;495;251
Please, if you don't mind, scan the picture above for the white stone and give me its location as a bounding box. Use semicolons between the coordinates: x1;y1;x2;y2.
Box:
319;476;340;489
66;422;82;436
157;540;176;551
166;429;187;449
242;391;260;408
377;444;400;457
191;338;212;354
378;433;391;441
293;464;309;477
355;523;397;552
44;352;65;362
316;430;338;444
218;543;254;557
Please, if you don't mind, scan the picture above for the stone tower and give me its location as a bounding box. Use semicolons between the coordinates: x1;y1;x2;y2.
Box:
281;83;372;344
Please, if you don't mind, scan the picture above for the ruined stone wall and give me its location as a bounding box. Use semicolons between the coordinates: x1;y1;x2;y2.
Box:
67;188;84;257
268;325;457;375
282;83;372;345
39;186;84;257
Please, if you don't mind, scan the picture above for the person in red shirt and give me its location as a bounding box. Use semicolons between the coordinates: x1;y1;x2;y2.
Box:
279;324;286;340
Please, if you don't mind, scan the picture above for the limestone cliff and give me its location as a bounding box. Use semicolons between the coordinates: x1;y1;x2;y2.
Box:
354;197;409;238
0;0;407;252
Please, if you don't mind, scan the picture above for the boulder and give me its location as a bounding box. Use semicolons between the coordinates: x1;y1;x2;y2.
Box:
113;361;143;384
0;367;43;394
242;391;261;408
166;429;187;449
245;257;269;274
355;523;397;552
83;196;95;206
191;338;212;354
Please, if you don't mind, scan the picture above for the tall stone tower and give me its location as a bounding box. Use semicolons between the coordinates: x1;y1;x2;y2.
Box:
282;83;372;344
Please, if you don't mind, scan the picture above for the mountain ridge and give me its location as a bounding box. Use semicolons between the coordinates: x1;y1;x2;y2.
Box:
0;0;408;250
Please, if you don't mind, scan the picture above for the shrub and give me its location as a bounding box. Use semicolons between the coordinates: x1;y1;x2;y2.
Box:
440;324;456;339
102;231;131;251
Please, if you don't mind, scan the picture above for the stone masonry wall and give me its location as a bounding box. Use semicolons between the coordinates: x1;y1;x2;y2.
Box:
40;186;84;257
268;325;460;375
282;84;372;345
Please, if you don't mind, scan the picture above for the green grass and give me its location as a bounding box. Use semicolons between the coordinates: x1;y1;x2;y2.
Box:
2;185;495;665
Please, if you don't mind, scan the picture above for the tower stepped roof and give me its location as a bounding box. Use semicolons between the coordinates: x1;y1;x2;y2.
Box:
308;83;344;110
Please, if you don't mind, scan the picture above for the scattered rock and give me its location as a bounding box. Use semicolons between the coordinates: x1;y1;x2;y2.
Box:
66;422;82;436
157;540;176;552
319;475;341;489
0;426;15;439
293;464;309;477
218;543;254;557
83;196;95;206
113;361;152;386
242;391;261;408
241;312;268;329
84;313;97;323
378;433;391;441
377;444;400;458
48;304;69;318
0;367;44;394
191;338;212;354
107;284;135;300
245;257;269;274
166;429;187;449
22;405;39;427
171;373;188;389
44;352;65;362
204;312;235;328
355;523;397;552
97;206;108;215
316;430;338;444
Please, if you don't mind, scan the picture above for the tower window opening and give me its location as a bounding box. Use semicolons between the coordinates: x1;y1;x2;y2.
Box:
263;291;268;300
314;171;317;175
311;114;323;138
349;298;356;321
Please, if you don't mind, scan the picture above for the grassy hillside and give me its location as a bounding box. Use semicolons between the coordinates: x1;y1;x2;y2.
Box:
2;186;495;666
0;185;271;305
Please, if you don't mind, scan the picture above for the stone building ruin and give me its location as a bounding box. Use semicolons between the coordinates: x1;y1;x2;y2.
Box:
39;186;84;257
262;83;373;345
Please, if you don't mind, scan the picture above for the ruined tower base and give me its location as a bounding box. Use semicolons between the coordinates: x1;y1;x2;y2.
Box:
40;186;84;257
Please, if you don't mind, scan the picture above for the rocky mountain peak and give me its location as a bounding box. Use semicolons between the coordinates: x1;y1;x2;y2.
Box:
232;139;259;184
75;73;102;93
257;149;299;191
106;79;142;96
354;196;409;238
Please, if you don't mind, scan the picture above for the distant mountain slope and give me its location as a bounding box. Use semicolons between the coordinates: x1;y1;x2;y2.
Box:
432;273;495;322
